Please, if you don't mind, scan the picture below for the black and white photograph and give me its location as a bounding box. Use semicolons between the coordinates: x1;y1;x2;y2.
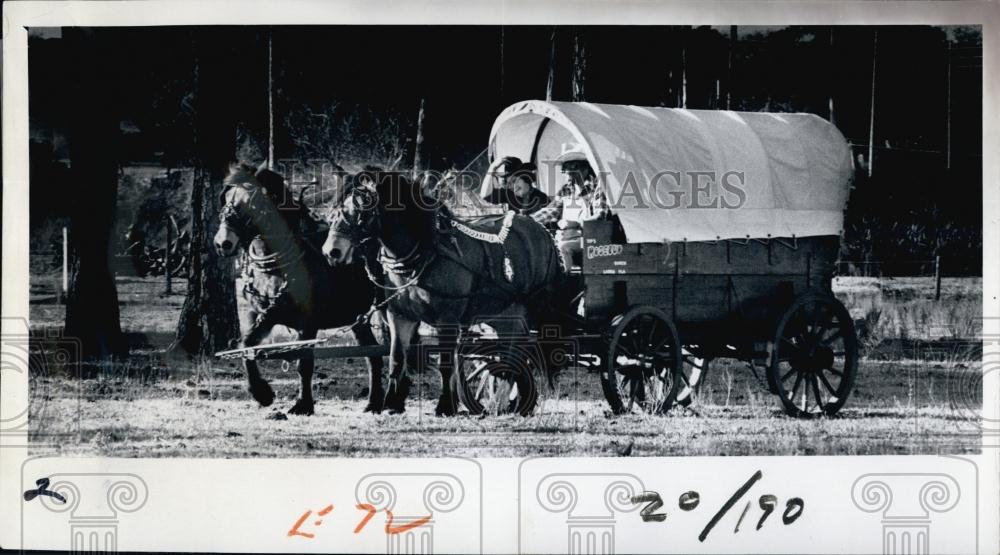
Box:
20;21;985;459
4;2;998;554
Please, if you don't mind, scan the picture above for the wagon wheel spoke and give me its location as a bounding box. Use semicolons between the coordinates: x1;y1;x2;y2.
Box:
475;370;490;400
788;371;804;402
779;337;803;355
781;367;797;382
810;374;825;411
810;306;837;342
817;369;839;396
466;364;489;382
644;318;660;351
820;328;843;346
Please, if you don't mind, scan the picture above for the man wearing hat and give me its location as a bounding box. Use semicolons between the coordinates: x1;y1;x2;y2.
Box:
478;156;550;216
551;144;609;269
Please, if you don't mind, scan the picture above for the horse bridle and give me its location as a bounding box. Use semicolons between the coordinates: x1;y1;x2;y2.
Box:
330;186;380;249
219;184;263;241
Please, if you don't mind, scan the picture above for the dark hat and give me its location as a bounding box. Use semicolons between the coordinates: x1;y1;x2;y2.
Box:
495;156;525;176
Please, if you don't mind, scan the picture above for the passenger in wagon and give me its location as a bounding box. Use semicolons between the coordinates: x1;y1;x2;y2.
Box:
478;156;550;216
547;146;609;269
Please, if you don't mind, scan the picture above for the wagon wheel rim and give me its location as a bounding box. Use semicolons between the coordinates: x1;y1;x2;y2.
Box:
605;307;680;415
770;293;858;418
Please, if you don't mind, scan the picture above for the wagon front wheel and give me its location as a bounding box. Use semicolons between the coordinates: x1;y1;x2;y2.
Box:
768;292;858;417
602;306;681;415
455;346;539;417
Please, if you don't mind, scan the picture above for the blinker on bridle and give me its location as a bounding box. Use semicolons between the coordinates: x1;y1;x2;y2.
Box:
331;188;379;247
219;185;263;239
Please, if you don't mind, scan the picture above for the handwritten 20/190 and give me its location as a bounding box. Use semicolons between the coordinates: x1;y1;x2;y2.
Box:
631;470;804;542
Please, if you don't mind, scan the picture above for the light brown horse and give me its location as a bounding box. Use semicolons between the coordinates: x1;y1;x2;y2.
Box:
322;169;565;415
214;164;385;415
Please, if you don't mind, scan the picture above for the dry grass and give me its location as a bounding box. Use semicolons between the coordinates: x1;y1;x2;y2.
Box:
31;352;981;458
28;274;983;457
833;277;982;343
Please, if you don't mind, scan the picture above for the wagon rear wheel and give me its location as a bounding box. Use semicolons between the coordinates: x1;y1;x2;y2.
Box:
455;345;538;417
768;292;858;417
602;306;681;415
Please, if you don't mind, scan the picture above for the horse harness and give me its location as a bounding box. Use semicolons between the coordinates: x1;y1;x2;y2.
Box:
221;184;309;313
371;210;555;307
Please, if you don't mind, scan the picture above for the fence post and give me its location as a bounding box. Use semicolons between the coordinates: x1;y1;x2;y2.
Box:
62;226;68;303
934;255;942;301
164;215;172;295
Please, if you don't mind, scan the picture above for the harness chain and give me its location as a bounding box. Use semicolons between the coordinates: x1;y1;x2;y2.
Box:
449;210;517;281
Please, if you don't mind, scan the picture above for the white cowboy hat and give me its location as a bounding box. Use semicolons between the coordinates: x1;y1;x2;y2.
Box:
553;142;589;164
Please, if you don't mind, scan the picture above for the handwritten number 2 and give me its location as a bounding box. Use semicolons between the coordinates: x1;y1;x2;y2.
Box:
631;491;667;522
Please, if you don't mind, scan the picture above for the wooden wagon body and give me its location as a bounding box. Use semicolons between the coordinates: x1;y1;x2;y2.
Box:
581;219;839;342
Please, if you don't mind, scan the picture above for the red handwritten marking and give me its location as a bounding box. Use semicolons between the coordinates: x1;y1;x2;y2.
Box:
287;510;314;539
385;510;433;534
354;504;377;533
289;505;334;538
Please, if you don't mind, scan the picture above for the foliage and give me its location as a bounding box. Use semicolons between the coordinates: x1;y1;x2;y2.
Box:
283;101;411;171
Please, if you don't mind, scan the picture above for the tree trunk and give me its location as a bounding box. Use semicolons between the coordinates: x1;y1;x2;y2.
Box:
828;27;836;124
267;28;275;169
945;38;951;170
63;28;126;362
867;30;878;178
413;98;427;172
172;29;241;357
727;25;736;110
571;27;586;102
546;27;557;101
680;27;687;109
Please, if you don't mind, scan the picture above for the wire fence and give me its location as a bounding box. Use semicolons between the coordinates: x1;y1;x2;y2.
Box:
30;248;187;318
834;258;943;278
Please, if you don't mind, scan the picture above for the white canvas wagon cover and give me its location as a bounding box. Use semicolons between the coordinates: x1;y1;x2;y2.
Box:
488;100;853;243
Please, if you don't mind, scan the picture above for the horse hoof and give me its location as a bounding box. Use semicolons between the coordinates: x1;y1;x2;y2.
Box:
434;402;457;417
287;399;315;416
249;381;275;407
363;400;383;414
387;407;406;415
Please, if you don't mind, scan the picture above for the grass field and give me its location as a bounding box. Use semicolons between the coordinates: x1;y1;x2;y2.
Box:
27;274;983;457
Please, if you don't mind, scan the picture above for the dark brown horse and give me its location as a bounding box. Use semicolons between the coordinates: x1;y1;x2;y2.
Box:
322;169;565;416
214;164;385;415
